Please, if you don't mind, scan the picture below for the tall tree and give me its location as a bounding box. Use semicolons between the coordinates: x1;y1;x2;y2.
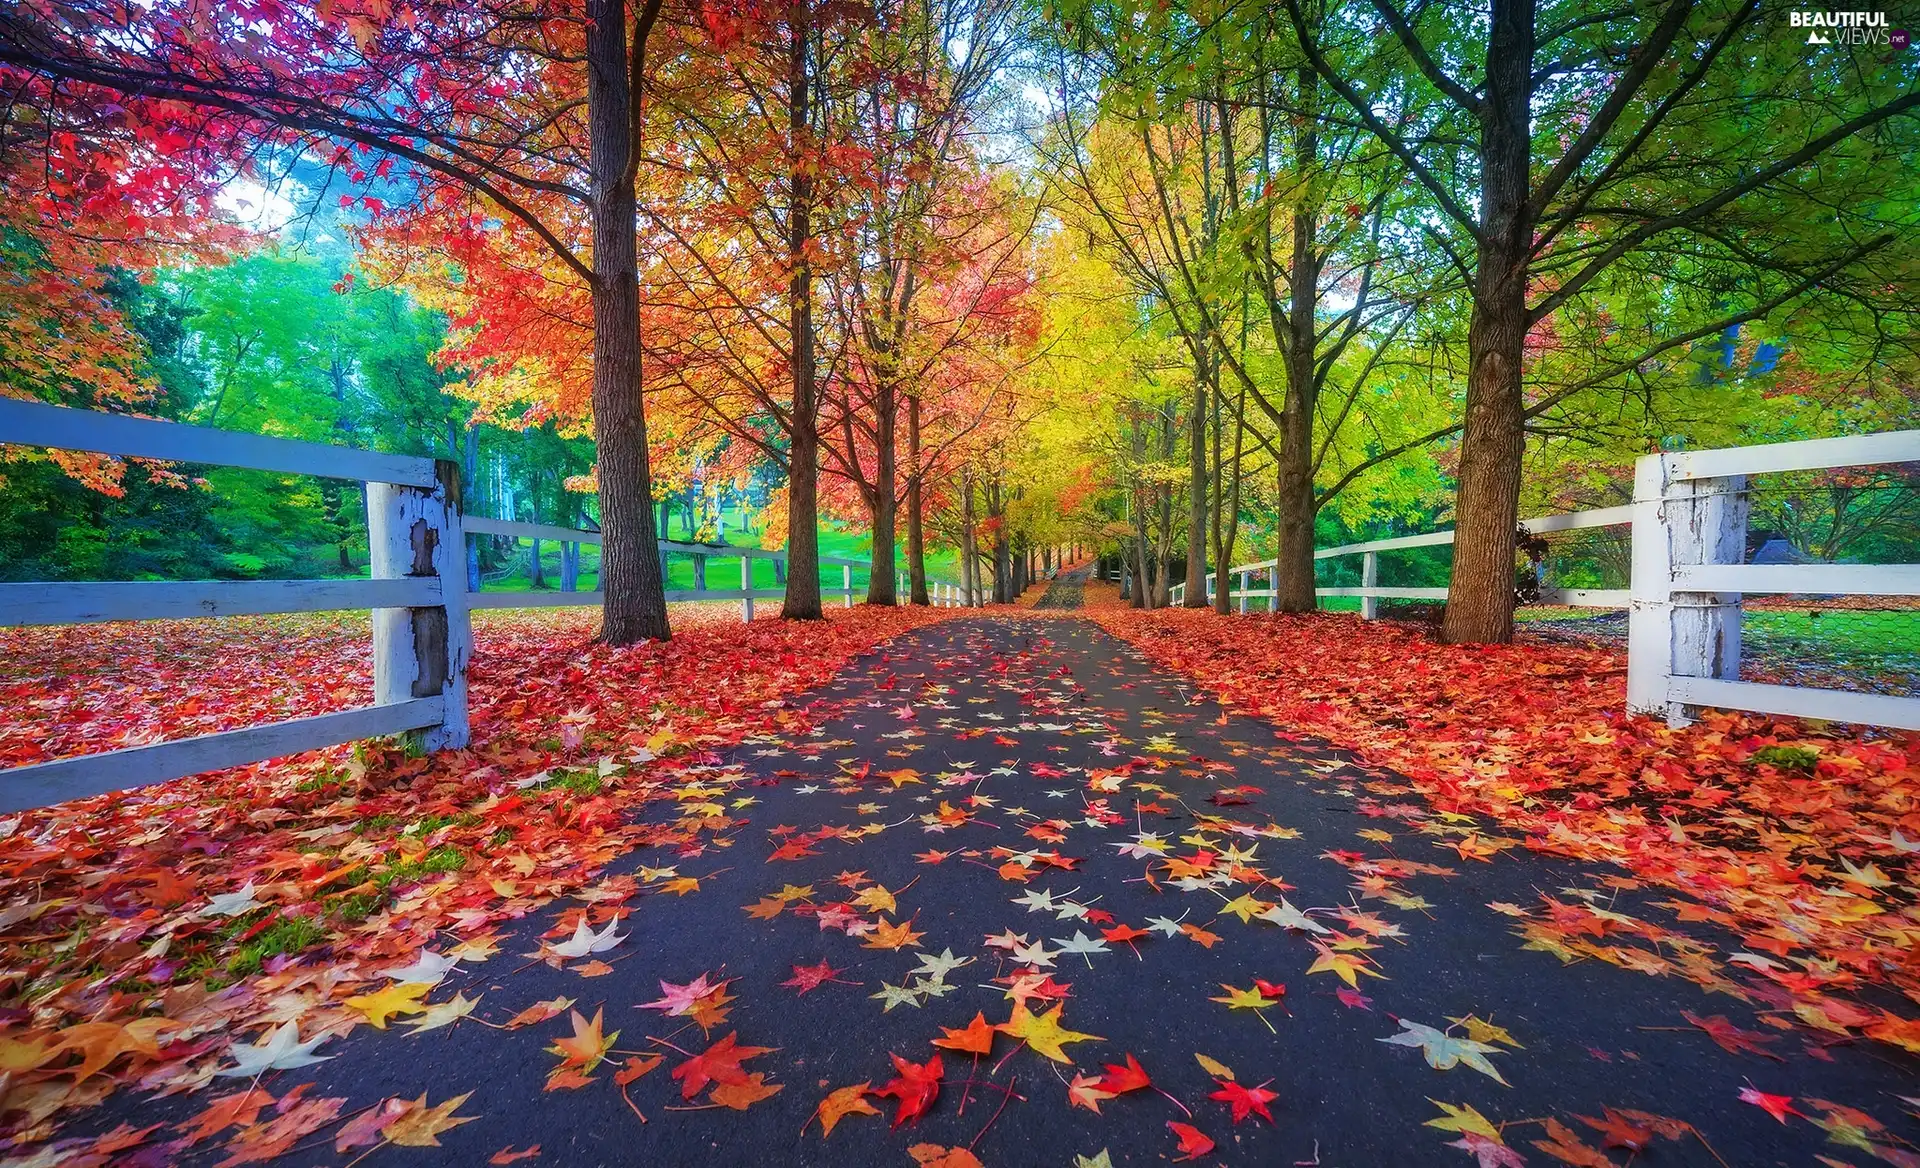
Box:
1283;0;1920;642
2;0;676;642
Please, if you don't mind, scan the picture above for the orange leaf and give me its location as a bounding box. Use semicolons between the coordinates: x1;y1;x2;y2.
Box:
930;1012;995;1055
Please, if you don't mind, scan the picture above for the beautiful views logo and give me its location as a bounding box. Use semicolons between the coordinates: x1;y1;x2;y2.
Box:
1788;10;1906;46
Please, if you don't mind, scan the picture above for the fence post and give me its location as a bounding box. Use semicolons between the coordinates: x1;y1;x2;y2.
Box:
692;552;707;594
1237;570;1249;615
1268;565;1278;611
843;564;853;607
741;554;754;623
368;460;469;751
1628;453;1747;725
1361;551;1379;620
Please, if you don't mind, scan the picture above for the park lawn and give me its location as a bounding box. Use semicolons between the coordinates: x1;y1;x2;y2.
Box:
481;509;961;599
1744;607;1920;657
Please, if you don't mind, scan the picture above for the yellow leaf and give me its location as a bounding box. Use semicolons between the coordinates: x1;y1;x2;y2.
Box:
1448;1014;1524;1049
547;1009;617;1081
1425;1099;1503;1143
1195;1053;1234;1081
996;1002;1101;1064
383;1092;476;1147
814;1082;881;1137
345;982;431;1029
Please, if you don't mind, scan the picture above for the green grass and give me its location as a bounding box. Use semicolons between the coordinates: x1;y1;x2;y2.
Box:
226;915;327;977
480;509;963;601
321;843;469;927
1742;610;1920;657
527;769;604;797
1751;744;1821;771
1508;606;1920;657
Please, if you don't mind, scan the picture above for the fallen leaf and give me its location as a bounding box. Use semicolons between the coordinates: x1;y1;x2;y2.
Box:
931;1012;996;1055
1167;1120;1215;1162
383;1092;476;1147
815;1082;881;1137
1210;1078;1279;1123
874;1053;943;1127
344;982;432;1029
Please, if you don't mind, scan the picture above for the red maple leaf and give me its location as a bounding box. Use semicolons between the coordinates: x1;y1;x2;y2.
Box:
779;961;845;995
1167;1121;1215;1161
1738;1085;1800;1123
1210;1079;1279;1124
1683;1012;1783;1060
671;1033;773;1100
1094;1053;1150;1095
874;1053;943;1127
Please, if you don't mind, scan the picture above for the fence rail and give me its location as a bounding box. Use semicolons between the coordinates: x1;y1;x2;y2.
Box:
465;517;974;614
0;398;466;814
1626;430;1920;731
1170;431;1919;732
0;399;973;813
1172;505;1635;617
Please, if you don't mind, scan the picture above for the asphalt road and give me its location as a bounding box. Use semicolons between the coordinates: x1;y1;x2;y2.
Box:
82;616;1920;1167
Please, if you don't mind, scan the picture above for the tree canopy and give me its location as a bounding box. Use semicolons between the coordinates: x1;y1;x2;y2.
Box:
2;0;1914;637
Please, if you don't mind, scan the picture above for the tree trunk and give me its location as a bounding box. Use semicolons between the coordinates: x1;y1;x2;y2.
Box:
1131;502;1152;610
1185;361;1209;607
1154;413;1174;608
587;0;670;644
960;468;978;605
905;395;928;605
463;428;481;591
780;0;824;620
1212;382;1241;616
1441;0;1534;646
866;378;898;604
1273;67;1321;614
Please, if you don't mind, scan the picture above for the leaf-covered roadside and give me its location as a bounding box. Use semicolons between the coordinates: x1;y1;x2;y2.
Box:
1088;607;1920;1056
0;605;949;1141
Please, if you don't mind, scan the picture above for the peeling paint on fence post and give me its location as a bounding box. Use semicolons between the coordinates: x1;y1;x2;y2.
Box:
367;459;470;751
1627;454;1745;725
1670;470;1748;723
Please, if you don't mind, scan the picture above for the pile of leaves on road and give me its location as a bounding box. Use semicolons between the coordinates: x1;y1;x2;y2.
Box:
1090;606;1920;1058
0;605;947;1145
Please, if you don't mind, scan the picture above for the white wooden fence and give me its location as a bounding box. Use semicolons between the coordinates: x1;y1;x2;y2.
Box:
1173;505;1633;616
1625;430;1919;731
1;398;468;813
0;400;969;813
1172;429;1920;732
464;516;975;617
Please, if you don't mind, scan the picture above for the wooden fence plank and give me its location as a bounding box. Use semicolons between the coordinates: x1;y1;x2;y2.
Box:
1672;563;1920;596
1668;430;1920;481
469;591;605;610
1314;586;1451;600
1667;677;1920;731
1537;588;1631;608
1520;505;1634;534
0;579;440;627
0;398;437;486
464;517;602;544
0;698;445;814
